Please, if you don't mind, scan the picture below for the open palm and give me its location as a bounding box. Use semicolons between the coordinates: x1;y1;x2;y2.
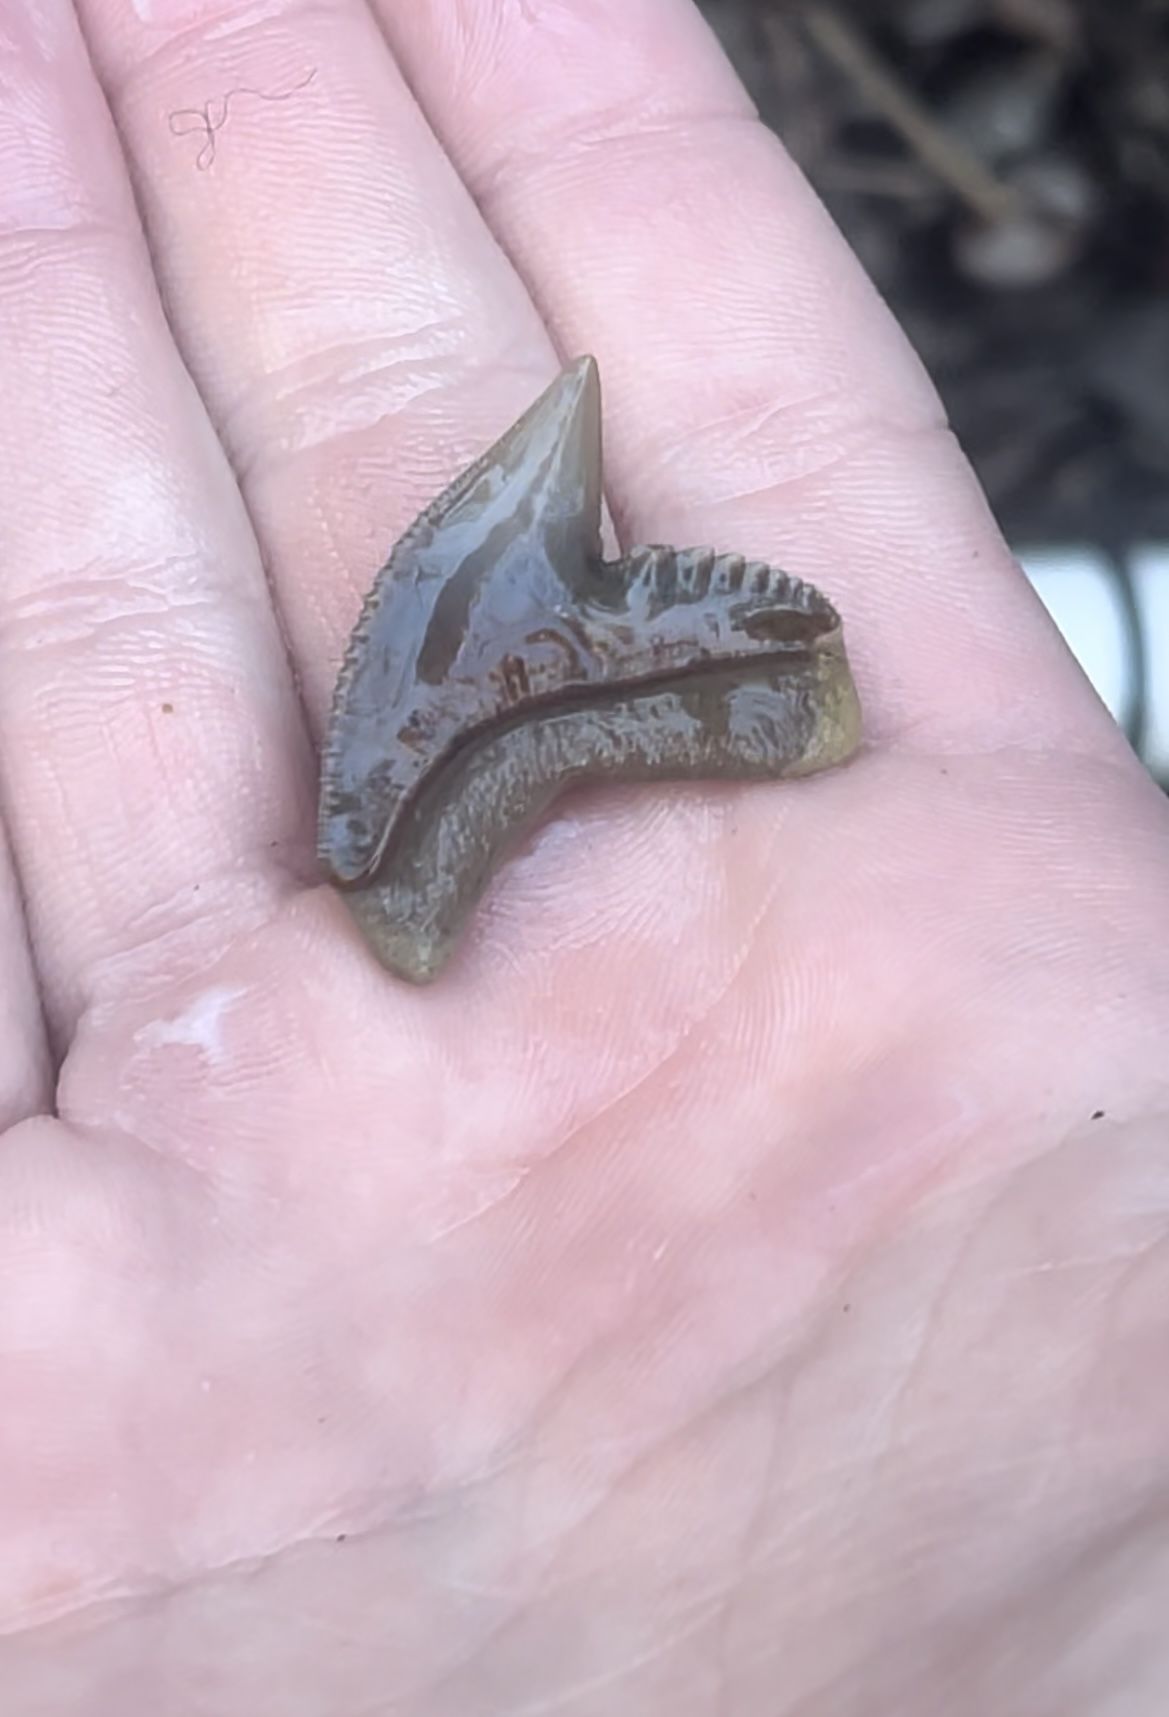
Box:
2;1;1168;1711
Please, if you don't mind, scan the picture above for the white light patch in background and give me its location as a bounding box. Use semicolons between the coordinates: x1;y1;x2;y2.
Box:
1131;546;1169;779
1020;544;1169;780
1021;548;1131;723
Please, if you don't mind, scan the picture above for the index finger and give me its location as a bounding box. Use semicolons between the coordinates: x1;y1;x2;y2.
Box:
379;0;1125;759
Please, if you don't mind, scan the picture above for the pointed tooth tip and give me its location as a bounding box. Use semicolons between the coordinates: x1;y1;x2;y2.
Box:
560;352;600;403
536;354;601;463
522;354;599;434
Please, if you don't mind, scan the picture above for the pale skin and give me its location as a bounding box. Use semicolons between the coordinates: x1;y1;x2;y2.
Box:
1;0;1168;1710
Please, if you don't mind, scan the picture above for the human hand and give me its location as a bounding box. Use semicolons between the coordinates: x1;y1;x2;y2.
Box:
2;1;1168;1712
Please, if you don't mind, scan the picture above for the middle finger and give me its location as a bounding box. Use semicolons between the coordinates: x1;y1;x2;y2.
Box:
78;0;567;725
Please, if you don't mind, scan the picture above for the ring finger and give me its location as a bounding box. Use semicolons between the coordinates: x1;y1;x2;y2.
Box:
0;0;314;1038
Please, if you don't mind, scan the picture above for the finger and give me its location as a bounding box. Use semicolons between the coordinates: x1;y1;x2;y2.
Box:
377;0;1130;761
76;0;563;731
0;0;314;1036
0;832;52;1125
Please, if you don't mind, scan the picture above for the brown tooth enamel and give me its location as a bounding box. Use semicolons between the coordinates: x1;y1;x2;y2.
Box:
318;356;861;984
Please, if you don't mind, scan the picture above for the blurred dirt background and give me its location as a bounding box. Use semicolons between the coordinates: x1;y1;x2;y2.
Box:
697;0;1169;552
